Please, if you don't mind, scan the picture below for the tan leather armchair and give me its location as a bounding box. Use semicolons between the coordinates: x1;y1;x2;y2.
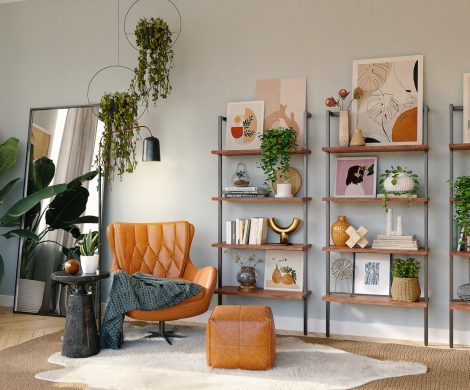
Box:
107;221;217;343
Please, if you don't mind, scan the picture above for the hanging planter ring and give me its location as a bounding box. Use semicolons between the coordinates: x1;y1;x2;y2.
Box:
86;64;146;119
123;0;182;51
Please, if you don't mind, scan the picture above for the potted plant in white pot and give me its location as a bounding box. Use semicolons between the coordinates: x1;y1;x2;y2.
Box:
77;231;100;274
259;127;297;197
378;166;419;209
391;257;421;302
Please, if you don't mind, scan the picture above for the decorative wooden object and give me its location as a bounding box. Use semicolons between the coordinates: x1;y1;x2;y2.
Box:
345;226;368;248
271;167;302;196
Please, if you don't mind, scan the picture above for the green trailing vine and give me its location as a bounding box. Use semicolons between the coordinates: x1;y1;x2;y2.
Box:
449;175;470;247
131;17;174;108
392;257;420;278
97;92;138;181
259;127;298;192
378;166;419;210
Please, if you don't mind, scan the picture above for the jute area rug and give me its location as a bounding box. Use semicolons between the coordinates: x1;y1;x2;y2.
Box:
0;324;469;389
34;324;426;390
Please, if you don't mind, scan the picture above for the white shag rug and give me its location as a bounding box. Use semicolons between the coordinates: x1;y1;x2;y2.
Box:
36;324;426;390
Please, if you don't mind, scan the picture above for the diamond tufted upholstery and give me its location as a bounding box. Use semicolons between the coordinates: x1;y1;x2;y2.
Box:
107;221;217;322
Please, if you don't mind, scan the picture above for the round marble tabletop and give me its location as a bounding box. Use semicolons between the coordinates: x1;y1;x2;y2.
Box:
51;271;110;285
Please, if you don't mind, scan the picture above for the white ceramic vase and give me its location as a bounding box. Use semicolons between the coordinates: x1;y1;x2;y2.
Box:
80;254;99;274
16;278;45;313
275;183;292;198
383;172;415;193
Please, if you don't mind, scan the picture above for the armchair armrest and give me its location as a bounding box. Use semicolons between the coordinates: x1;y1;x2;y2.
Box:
183;261;217;291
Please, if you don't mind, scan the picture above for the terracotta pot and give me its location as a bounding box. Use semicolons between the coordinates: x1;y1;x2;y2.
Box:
331;216;351;247
272;265;282;284
391;277;421;302
338;110;350;147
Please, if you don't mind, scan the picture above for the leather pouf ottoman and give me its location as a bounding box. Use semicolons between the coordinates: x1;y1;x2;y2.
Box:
206;305;276;370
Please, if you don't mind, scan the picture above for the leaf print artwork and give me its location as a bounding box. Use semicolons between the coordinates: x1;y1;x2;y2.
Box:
367;90;400;142
357;63;392;92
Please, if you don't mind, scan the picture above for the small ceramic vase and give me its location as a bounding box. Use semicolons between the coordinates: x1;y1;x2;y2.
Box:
338;110;350;147
331;216;351;247
237;266;258;292
350;128;365;146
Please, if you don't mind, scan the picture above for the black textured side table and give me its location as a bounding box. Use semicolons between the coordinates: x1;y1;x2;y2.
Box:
51;271;110;358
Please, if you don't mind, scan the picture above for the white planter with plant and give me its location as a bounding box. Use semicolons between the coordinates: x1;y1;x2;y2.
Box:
259;127;298;196
379;166;419;209
78;231;100;274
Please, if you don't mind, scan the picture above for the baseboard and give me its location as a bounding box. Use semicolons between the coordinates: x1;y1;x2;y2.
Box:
0;295;14;307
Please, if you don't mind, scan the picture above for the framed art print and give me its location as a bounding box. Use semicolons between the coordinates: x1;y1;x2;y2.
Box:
264;250;303;292
225;101;264;150
334;157;377;197
352;55;423;145
463;73;470;143
256;77;306;146
353;253;391;296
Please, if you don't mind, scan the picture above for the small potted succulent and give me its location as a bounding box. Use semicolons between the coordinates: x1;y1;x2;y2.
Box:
325;87;364;147
227;251;264;292
391;257;421;302
77;231;100;274
379;166;419;209
259;127;297;196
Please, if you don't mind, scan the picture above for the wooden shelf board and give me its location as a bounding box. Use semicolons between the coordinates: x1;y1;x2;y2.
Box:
450;251;470;257
322;294;428;308
322;245;429;255
216;286;311;300
213;243;311;251
450;300;470;311
212;196;311;203
449;143;470;150
322;197;428;203
211;148;311;156
322;145;428;154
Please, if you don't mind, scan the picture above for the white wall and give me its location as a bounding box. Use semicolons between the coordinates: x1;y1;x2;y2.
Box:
0;0;469;345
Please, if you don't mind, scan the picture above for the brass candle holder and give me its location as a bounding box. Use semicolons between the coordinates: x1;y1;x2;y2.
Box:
268;218;301;245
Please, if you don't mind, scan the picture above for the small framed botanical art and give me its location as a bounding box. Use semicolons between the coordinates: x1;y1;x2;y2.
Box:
225;101;264;150
334;157;377;197
353;253;391;296
463;73;470;143
352;55;423;145
264;250;303;292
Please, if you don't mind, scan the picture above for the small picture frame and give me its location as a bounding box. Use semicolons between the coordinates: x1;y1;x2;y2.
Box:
463;73;470;143
353;253;391;296
264;250;303;292
334;157;377;197
225;101;264;150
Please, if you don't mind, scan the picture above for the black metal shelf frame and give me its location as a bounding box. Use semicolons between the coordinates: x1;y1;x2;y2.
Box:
323;106;430;346
215;112;312;335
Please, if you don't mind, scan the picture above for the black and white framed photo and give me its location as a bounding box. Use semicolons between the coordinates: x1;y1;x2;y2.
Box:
353;253;391;295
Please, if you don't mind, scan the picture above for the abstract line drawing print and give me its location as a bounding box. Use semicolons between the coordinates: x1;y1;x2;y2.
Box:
352;55;423;145
364;262;380;286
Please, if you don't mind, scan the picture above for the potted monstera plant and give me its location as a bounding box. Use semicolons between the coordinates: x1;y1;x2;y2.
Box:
0;152;98;312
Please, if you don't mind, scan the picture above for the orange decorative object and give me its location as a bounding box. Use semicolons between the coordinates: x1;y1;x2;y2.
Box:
231;126;243;139
272;265;282;284
331;216;351;247
206;305;276;370
63;259;80;274
107;221;217;323
392;107;417;142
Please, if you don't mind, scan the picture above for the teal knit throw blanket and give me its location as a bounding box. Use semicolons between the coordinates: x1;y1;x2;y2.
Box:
100;270;202;349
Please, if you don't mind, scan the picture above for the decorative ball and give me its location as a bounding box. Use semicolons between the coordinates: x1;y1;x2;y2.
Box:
64;259;80;274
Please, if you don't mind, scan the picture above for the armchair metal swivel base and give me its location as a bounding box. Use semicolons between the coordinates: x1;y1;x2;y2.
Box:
107;221;218;347
145;321;185;345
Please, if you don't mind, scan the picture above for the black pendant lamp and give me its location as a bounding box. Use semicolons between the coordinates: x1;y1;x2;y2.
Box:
143;135;160;162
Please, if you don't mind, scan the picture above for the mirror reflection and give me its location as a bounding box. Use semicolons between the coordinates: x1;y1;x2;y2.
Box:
14;105;103;315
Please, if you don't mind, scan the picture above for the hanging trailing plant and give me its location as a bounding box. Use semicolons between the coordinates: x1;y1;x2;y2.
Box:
449;175;470;248
97;91;139;181
259;127;298;192
131;17;174;108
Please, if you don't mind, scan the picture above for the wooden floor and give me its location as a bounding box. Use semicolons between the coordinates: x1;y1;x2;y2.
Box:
0;306;65;351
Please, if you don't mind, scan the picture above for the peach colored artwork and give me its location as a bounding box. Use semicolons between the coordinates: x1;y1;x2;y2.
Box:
256;77;307;146
225;101;264;149
463;73;470;143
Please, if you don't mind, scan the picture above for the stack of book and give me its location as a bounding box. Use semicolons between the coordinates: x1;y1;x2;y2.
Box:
222;186;268;198
372;235;419;250
226;218;268;245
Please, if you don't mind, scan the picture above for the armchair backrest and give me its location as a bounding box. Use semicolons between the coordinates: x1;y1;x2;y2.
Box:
107;221;195;278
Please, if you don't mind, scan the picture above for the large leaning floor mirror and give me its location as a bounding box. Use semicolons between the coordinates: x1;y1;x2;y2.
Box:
14;105;103;316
